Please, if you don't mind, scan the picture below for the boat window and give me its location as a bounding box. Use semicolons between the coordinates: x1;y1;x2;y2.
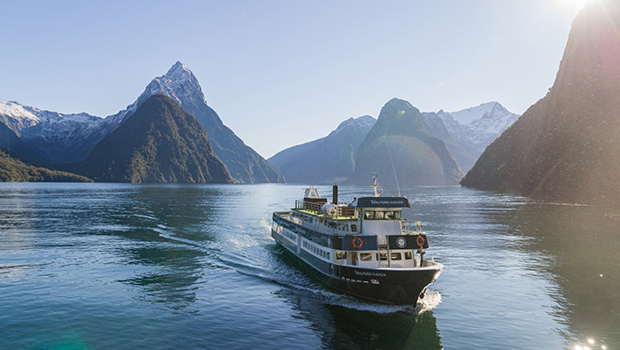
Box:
336;251;347;260
390;252;402;261
404;251;413;260
365;211;375;220
360;253;373;261
377;253;388;261
375;211;384;220
351;224;357;232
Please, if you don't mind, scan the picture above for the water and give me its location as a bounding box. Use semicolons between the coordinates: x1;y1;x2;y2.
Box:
0;183;618;350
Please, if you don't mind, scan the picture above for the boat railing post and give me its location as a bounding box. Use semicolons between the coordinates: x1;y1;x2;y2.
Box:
376;235;380;267
387;236;391;268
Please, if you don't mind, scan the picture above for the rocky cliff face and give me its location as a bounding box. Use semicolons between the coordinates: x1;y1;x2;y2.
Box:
268;115;376;184
461;0;620;205
350;98;463;186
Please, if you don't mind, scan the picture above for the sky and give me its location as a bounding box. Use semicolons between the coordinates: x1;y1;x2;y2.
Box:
0;0;588;158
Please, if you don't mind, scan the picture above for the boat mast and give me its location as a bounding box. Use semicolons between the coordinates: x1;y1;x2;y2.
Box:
372;172;383;197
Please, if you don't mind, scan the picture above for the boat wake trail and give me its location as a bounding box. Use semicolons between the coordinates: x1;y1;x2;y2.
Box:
155;213;442;315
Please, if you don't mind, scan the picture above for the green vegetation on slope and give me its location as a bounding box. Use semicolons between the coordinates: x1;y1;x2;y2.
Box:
0;148;92;182
66;95;232;184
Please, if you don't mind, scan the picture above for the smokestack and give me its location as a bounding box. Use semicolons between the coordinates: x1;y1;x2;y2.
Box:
333;185;338;204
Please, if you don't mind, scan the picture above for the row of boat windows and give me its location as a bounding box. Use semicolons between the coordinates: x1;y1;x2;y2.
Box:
282;230;296;242
303;240;330;260
363;211;401;220
336;251;413;261
292;211;357;232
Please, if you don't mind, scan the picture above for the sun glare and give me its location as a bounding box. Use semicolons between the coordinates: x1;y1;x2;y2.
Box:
551;0;591;18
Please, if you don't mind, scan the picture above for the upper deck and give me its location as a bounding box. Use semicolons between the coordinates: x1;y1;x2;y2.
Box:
286;192;423;237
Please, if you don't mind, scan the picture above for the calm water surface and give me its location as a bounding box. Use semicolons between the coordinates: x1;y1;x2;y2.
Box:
0;183;618;349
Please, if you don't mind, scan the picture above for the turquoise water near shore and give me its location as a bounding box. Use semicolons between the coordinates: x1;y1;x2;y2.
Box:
0;183;618;349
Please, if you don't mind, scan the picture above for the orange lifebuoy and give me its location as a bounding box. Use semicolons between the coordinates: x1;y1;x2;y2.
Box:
352;237;363;249
416;235;425;248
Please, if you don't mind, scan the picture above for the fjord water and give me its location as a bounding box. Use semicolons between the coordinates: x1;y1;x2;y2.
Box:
0;184;618;349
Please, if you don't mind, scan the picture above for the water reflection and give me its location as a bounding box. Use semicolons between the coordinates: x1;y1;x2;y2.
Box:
273;285;443;350
508;203;620;349
105;185;229;312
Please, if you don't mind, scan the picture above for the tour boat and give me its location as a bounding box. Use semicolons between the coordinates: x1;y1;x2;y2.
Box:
271;176;443;305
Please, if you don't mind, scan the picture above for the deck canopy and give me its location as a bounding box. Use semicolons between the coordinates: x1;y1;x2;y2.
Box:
354;197;410;208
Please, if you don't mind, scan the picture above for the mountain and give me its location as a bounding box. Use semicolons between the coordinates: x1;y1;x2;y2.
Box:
422;102;519;172
461;0;620;206
268;115;376;184
350;98;463;186
65;95;232;184
0;148;91;182
129;62;284;183
0;99;109;164
0;62;284;184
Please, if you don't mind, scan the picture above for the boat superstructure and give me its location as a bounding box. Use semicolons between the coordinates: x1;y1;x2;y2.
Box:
271;177;443;305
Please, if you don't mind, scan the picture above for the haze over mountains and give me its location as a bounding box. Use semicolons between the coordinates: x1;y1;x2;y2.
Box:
271;99;518;185
351;98;463;186
0;62;284;183
461;0;620;206
269;115;376;184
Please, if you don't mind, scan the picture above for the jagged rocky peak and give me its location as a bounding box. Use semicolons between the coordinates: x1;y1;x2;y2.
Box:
140;61;206;107
450;101;504;124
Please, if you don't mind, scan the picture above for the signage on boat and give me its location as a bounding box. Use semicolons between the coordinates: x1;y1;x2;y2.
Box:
356;197;410;208
354;270;387;278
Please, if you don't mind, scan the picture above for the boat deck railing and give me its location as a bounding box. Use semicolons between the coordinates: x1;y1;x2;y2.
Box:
401;220;424;234
294;200;356;218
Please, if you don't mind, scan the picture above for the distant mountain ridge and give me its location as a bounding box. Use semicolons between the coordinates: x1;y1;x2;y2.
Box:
461;0;620;205
0;99;110;163
269;99;517;185
269;115;376;184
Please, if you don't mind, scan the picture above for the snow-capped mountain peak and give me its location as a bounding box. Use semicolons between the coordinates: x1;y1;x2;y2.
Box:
164;61;195;85
0;100;41;133
450;102;502;125
422;101;519;166
107;61;206;127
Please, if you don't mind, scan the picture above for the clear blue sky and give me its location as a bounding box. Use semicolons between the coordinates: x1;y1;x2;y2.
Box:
0;0;586;158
